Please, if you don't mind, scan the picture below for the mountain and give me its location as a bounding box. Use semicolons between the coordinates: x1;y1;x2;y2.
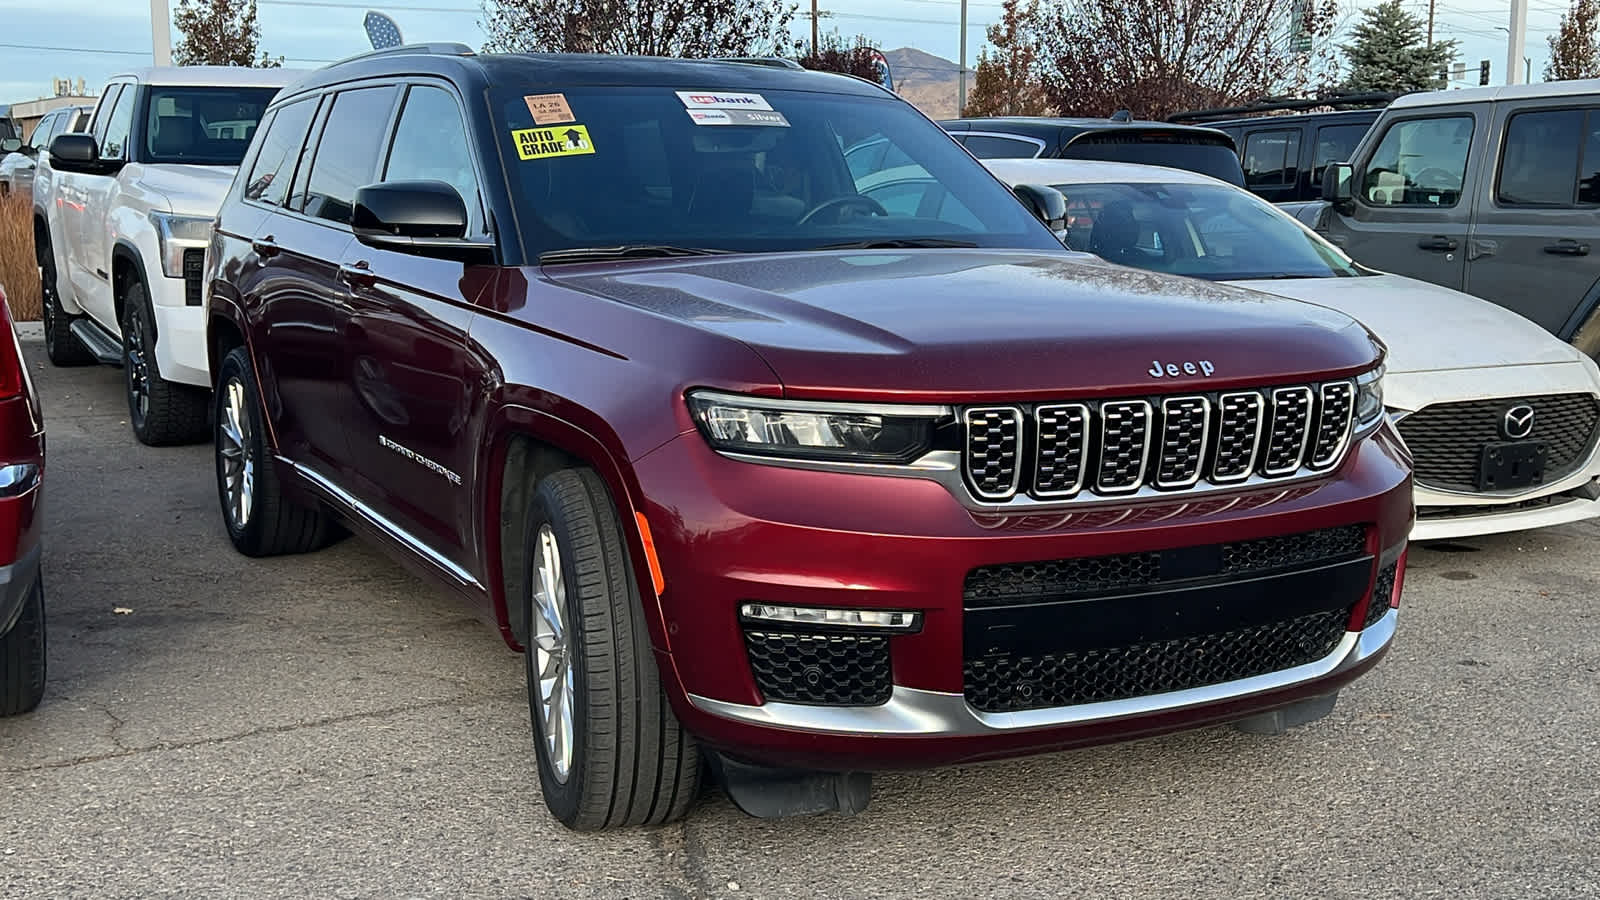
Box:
882;47;962;120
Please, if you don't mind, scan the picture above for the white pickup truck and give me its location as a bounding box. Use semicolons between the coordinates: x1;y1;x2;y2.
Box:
34;66;303;444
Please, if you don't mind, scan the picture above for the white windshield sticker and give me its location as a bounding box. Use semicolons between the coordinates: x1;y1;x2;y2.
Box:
686;108;790;127
676;90;774;111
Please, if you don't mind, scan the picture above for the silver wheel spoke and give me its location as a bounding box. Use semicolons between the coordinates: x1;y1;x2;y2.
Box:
530;522;574;782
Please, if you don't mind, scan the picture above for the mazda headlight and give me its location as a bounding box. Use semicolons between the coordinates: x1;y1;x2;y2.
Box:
1355;364;1384;431
149;212;214;278
687;390;948;463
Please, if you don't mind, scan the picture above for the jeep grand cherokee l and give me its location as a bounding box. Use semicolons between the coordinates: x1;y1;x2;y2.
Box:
204;45;1413;830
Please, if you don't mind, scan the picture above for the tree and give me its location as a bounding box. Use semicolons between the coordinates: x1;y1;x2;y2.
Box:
1034;0;1343;121
172;0;281;67
792;32;884;84
1547;0;1600;81
1342;0;1456;92
480;0;795;57
963;0;1050;117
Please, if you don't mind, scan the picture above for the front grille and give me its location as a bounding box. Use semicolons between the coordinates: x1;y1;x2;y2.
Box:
961;379;1355;503
964;608;1348;712
182;248;204;306
1397;394;1600;492
963;524;1366;608
743;630;891;706
1365;562;1398;629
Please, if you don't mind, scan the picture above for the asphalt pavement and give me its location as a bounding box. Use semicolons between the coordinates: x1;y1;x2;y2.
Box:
2;334;1598;899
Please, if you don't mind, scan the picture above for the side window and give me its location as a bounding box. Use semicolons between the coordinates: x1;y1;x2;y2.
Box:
298;86;398;225
99;85;138;160
1359;115;1473;208
90;85;124;145
1579;115;1600;203
1497;108;1585;206
1312;123;1369;183
961;134;1042;159
383;85;482;227
1242;129;1300;187
28;113;58;150
244;97;317;207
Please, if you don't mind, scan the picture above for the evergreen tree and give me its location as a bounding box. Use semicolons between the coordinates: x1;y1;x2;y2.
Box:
1342;0;1456;92
1547;0;1600;81
172;0;281;67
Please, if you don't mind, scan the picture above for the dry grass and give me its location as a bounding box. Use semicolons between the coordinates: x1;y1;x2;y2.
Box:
0;191;41;321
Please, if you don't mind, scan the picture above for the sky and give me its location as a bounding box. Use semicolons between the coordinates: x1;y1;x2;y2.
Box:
0;0;1576;108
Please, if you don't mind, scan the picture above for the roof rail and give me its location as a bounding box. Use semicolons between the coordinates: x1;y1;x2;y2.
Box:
1167;91;1401;123
331;42;476;66
711;56;805;70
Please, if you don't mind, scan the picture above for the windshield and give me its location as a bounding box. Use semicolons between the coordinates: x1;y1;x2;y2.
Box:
142;86;279;165
492;86;1060;259
1050;180;1360;280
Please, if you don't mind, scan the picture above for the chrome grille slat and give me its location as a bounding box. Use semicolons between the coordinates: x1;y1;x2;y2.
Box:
1262;387;1314;476
1310;382;1355;469
963;407;1023;500
1096;401;1152;494
1212;392;1264;483
1033;404;1089;497
1156;396;1210;488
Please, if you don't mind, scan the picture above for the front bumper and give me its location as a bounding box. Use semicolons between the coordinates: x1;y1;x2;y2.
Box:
633;423;1413;772
151;288;210;388
0;541;42;638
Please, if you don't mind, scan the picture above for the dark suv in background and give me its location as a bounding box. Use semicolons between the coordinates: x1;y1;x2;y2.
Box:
205;44;1411;830
940;116;1245;185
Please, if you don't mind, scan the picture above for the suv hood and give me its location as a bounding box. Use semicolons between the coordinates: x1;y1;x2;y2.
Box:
1229;273;1584;374
547;250;1380;401
135;164;238;215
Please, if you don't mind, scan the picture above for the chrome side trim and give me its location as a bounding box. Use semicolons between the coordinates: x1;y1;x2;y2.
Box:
289;461;481;589
689;611;1396;737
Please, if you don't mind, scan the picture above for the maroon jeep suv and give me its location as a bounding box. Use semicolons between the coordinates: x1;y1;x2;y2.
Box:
203;45;1413;829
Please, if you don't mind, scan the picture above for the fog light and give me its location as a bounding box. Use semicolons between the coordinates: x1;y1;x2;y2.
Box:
738;603;921;632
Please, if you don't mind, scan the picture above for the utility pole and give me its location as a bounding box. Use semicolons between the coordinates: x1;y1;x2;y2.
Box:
811;0;819;56
958;0;968;114
150;0;171;66
1507;0;1528;85
1426;0;1436;46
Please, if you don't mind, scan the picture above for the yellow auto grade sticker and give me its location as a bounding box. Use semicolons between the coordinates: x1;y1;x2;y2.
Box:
512;124;595;160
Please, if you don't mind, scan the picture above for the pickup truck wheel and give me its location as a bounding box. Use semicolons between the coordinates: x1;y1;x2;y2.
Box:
0;577;46;717
214;346;337;557
37;237;93;367
122;282;209;446
524;469;701;830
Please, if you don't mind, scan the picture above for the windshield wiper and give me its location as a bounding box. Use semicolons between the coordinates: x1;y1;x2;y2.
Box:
539;245;733;265
814;238;980;250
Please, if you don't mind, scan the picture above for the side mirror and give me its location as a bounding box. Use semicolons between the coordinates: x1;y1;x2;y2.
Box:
48;134;119;174
0;138;20;154
1321;163;1354;208
352;180;493;263
1013;183;1068;233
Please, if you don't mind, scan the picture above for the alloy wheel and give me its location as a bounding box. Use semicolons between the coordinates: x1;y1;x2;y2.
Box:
125;312;151;424
217;377;255;529
531;523;574;783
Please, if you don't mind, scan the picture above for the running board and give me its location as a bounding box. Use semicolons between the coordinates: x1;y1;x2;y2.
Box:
68;318;123;366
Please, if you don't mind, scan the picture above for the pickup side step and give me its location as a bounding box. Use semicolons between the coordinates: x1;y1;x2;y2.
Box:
68;318;123;366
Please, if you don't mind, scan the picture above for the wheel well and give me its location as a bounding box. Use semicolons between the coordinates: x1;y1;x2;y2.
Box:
499;434;583;645
209;315;245;381
110;248;141;327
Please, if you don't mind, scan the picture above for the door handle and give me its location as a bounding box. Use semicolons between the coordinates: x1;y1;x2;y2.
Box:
1417;236;1458;252
1544;240;1591;256
250;236;279;258
338;260;376;289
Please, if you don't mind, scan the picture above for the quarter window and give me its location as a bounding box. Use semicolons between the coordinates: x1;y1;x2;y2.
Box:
90;85;123;144
383;86;481;228
1497;108;1585;206
960;134;1043;159
99;85;137;160
1359;115;1473;208
244;97;317;207
298;86;398;225
1243;130;1300;187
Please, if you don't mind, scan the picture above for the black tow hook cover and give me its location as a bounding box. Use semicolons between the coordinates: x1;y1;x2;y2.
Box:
709;753;873;818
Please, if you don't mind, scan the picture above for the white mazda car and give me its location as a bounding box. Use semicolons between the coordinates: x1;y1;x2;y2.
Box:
970;158;1600;540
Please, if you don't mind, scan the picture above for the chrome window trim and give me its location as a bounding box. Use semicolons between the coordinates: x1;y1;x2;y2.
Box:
689;610;1396;737
1155;395;1212;489
1094;399;1153;495
1031;402;1089;498
1310;380;1356;469
687;389;952;418
1263;386;1315;476
1211;391;1265;484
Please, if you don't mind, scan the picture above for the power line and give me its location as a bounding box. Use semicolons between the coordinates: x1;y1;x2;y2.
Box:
257;0;479;11
0;41;151;57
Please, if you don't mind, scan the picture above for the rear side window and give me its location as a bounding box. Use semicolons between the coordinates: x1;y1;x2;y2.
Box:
298;86;398;225
1312;124;1368;182
1360;115;1473;208
961;134;1043;158
1243;129;1301;187
244;97;317;207
1497;108;1586;206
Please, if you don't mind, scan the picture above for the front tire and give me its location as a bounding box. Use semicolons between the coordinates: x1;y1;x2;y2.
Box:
0;578;46;717
122;282;209;446
524;468;701;830
37;234;93;367
214;346;337;557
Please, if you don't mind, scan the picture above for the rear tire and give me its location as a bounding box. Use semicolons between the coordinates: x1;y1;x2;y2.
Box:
523;468;701;830
122;282;209;446
214;346;337;557
37;233;94;367
0;577;46;717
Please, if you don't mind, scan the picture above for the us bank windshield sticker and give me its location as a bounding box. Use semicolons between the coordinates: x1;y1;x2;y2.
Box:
676;90;774;111
686;108;790;127
512;125;595;160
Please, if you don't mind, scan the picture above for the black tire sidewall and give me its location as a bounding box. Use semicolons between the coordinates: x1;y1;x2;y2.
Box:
524;478;591;826
214;349;263;549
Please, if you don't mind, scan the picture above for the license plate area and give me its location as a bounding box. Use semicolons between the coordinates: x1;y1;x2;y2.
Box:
1477;440;1547;491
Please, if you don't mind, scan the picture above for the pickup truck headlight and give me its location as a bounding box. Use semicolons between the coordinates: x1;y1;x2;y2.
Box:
687;390;949;463
1355;364;1384;432
149;212;214;278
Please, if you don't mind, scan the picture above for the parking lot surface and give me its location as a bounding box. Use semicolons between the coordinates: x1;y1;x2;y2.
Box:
1;335;1598;899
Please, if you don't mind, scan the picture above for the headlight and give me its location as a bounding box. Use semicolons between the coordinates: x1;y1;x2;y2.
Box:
1355;364;1384;431
149;212;214;278
687;390;948;463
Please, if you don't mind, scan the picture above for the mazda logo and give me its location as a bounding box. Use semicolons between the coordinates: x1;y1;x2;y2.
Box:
1502;404;1536;440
